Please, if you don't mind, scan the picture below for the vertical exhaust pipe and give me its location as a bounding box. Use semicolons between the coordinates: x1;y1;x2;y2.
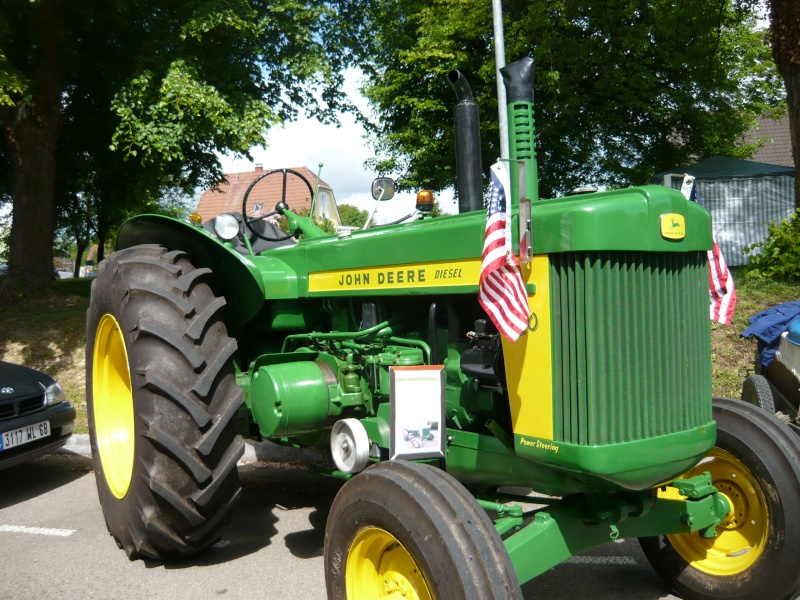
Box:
448;70;483;214
500;57;538;204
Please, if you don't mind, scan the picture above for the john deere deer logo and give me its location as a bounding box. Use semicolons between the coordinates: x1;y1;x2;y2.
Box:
660;213;685;240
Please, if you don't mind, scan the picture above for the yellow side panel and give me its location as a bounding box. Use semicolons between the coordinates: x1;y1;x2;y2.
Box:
308;259;481;292
501;255;553;440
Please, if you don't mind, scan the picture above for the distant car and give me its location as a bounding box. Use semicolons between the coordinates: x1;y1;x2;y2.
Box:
0;361;75;469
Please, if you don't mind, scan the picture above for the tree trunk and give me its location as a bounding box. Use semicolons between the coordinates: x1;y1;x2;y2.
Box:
73;241;86;278
1;104;61;297
0;0;66;299
770;0;800;208
97;218;107;265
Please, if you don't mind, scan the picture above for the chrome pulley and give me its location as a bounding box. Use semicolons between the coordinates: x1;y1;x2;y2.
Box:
330;418;370;474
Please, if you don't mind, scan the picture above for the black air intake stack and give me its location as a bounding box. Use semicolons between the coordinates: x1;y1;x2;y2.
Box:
448;70;483;214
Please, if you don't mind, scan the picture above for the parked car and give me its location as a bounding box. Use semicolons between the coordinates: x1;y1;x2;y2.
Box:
0;361;75;469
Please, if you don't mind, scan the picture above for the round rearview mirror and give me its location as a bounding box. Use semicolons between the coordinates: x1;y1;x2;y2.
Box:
371;178;396;201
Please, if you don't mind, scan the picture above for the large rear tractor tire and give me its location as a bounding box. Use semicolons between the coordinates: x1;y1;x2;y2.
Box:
324;460;522;599
86;245;244;560
640;397;800;600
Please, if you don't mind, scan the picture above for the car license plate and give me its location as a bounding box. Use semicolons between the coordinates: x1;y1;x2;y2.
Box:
0;420;50;451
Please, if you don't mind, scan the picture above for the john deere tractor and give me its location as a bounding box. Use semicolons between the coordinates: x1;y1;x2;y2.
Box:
86;58;800;600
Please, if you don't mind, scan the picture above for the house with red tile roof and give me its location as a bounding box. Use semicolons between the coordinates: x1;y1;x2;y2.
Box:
195;164;342;226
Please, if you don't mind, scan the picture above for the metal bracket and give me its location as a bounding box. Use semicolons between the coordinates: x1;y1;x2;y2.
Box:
485;419;515;452
672;472;717;499
518;198;532;264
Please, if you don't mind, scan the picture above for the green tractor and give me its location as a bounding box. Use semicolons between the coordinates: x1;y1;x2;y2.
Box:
402;422;437;448
85;58;800;600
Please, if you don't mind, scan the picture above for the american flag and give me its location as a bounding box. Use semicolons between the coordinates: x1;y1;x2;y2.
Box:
478;161;531;341
681;175;737;325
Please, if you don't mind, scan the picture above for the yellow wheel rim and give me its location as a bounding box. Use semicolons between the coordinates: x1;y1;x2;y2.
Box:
347;527;433;600
92;314;135;499
665;447;768;576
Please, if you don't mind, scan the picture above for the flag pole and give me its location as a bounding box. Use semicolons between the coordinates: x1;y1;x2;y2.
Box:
492;0;509;160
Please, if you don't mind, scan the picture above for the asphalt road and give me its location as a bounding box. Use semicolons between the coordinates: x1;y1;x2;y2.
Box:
0;448;681;600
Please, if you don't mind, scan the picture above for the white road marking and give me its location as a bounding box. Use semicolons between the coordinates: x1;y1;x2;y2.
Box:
566;556;637;565
0;524;75;537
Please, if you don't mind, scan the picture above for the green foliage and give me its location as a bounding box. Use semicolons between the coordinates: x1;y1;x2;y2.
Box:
0;15;25;108
314;216;338;235
150;188;196;221
428;201;448;218
111;60;277;167
353;0;784;197
743;209;800;281
0;52;24;107
0;0;366;292
338;203;369;228
277;208;337;236
0;212;9;262
104;0;359;189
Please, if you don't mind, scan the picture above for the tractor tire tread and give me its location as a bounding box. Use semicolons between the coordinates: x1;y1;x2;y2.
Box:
325;460;522;600
87;245;243;560
741;374;776;414
141;371;211;428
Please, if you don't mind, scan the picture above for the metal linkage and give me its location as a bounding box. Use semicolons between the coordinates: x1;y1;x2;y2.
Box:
503;472;731;587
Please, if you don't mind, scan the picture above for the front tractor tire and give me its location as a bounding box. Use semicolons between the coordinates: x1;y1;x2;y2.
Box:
86;245;244;560
324;460;522;600
640;397;800;600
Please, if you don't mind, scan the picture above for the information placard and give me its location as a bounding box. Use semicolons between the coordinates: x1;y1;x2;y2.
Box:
389;365;445;460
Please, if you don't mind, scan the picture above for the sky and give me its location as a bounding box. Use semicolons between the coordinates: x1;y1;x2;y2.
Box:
218;69;457;225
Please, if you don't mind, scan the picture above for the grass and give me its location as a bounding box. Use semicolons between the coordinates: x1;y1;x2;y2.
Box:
0;272;798;435
0;278;92;433
711;271;800;398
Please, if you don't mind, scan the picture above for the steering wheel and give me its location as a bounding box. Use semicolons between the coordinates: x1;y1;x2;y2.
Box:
242;168;316;241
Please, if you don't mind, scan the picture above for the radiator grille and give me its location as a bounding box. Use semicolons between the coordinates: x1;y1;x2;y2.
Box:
550;251;711;445
0;393;46;421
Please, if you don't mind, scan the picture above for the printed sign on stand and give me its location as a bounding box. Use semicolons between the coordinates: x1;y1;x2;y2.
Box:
389;365;446;461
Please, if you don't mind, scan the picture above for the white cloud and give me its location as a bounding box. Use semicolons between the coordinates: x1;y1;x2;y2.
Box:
219;69;455;224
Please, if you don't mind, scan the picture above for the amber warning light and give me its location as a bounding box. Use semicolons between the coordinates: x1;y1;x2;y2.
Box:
416;190;434;213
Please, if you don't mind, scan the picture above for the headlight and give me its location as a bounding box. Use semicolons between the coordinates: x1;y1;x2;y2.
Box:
214;213;241;241
45;382;66;406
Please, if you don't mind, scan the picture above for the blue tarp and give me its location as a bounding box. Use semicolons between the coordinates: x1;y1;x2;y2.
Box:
741;301;800;366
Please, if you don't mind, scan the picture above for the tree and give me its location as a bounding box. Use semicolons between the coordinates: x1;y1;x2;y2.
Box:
769;0;800;207
338;203;369;228
55;183;193;277
353;0;784;199
0;0;360;297
55;193;94;278
428;201;448;218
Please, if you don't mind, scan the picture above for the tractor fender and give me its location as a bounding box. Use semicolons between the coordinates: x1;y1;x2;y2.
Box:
116;214;287;334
